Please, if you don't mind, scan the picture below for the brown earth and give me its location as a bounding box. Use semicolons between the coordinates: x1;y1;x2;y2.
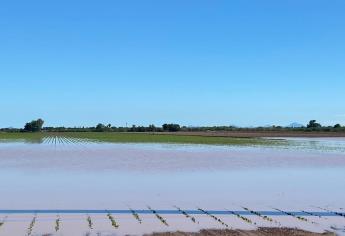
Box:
144;227;335;236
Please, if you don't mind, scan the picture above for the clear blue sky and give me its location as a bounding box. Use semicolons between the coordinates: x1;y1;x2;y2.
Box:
1;0;344;128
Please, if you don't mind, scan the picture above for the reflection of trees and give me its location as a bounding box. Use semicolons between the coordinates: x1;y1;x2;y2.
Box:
24;137;44;144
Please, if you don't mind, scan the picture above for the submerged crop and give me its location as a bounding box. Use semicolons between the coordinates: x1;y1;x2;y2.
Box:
107;212;119;228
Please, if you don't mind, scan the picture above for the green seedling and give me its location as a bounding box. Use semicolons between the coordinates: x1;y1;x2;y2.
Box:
86;215;93;230
174;206;197;223
148;206;169;226
226;210;253;224
129;208;142;224
198;208;228;228
27;215;37;236
106;213;119;228
55;215;60;232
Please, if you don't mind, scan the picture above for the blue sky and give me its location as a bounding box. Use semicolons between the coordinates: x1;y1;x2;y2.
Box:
1;0;344;127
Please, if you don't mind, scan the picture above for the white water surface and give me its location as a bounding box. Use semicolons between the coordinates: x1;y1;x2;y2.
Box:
0;137;344;235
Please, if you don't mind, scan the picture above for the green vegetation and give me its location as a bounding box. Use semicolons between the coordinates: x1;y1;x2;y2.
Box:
227;210;253;225
26;215;37;236
106;212;119;228
24;118;44;132
129;208;142;224
0;119;344;133
0;119;343;145
55;215;60;232
0;132;283;146
86;215;93;229
162;123;180;132
147;206;169;226
307;120;321;129
174;206;197;223
198;208;229;228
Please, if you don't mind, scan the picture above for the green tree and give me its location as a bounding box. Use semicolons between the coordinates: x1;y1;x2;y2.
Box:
307;120;321;128
95;123;106;132
162;123;181;132
24;119;44;132
334;124;341;129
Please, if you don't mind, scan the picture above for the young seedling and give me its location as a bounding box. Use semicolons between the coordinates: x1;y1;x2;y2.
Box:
174;206;197;223
273;208;317;225
129;208;142;224
147;206;169;226
0;216;6;228
315;206;345;218
27;214;37;236
86;215;93;230
242;206;278;224
55;215;60;232
198;208;229;228
302;210;323;218
226;210;253;225
106;212;119;228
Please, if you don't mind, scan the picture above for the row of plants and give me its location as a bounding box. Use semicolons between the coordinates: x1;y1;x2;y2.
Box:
226;210;253;225
0;215;7;228
301;210;323;218
129;208;142;224
86;215;93;230
241;207;279;225
106;212;119;228
197;208;229;228
26;215;37;236
174;206;197;223
315;206;345;218
55;215;60;232
147;206;169;226
43;136;92;146
273;208;317;225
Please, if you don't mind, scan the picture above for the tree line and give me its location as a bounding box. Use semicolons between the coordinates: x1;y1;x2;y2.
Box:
0;119;344;133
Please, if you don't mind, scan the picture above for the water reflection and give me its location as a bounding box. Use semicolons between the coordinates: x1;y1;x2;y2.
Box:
0;138;344;210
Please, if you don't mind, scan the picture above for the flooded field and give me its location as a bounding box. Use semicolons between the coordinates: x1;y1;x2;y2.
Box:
0;137;344;235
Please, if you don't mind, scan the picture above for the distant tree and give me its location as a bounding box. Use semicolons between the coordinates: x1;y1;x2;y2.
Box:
129;125;136;132
307;120;322;128
334;124;341;129
162;123;181;132
95;123;106;132
148;124;156;132
24;119;44;132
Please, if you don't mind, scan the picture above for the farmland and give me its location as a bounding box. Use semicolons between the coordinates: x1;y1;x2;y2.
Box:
0;132;285;146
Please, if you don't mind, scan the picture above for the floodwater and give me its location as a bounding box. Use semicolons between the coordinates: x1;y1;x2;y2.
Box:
0;137;344;235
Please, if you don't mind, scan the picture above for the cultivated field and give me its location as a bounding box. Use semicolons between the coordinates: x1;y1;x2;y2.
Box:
0;132;285;146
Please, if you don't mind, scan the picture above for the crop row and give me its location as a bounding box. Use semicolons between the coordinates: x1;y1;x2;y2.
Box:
0;216;7;228
197;208;229;228
241;206;280;225
86;215;93;229
107;212;119;228
26;215;37;236
315;206;345;218
174;206;197;223
129;208;142;224
226;210;253;225
301;210;323;218
55;215;60;232
147;206;169;226
273;208;318;225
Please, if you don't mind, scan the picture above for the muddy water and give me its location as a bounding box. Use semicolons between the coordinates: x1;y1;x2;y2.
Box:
0;137;344;235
